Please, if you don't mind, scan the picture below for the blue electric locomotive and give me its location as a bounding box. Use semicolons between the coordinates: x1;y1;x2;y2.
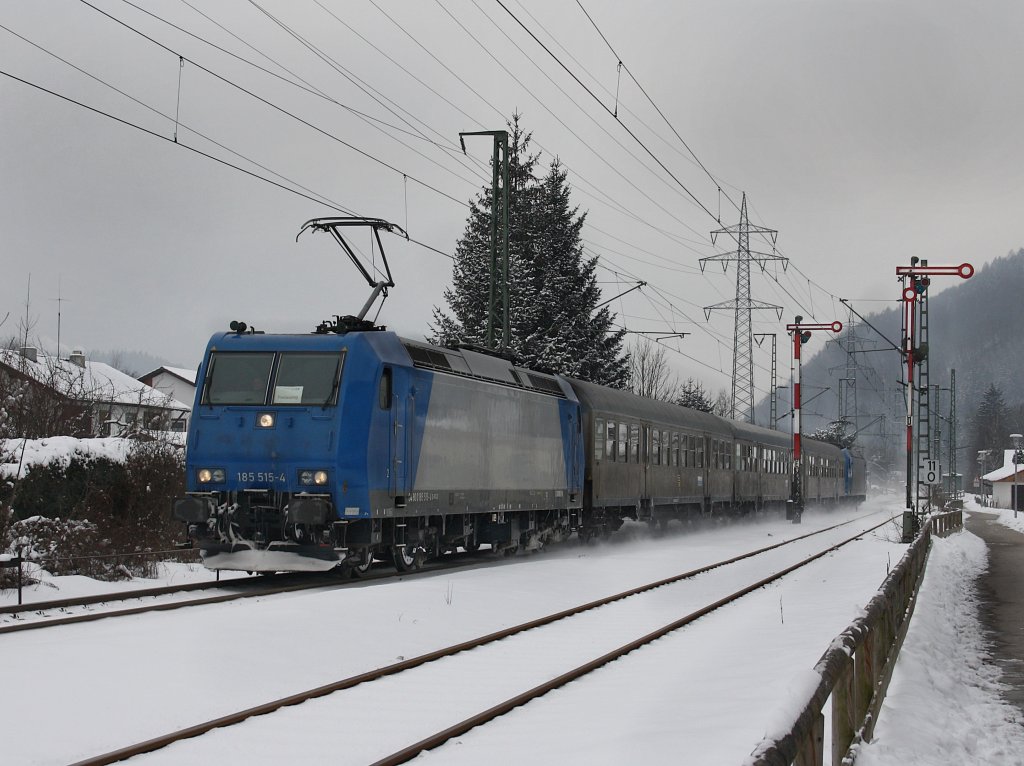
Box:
173;326;583;572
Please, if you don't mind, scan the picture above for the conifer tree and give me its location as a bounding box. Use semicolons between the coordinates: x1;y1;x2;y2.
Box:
432;116;628;387
971;383;1010;475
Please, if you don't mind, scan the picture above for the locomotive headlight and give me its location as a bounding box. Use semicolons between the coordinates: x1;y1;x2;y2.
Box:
299;469;329;486
257;412;275;429
197;468;225;484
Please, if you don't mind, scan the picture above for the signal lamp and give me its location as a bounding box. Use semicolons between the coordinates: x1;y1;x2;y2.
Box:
257;413;275;428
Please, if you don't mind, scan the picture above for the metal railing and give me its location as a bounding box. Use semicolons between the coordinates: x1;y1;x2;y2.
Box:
746;508;962;766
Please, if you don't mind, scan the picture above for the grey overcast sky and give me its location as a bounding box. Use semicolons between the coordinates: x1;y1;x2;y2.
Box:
2;0;1022;396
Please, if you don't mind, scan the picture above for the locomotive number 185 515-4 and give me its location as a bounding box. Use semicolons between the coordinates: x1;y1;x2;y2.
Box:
236;471;287;483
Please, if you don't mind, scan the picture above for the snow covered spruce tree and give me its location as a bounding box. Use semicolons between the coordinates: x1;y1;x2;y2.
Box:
431;116;628;387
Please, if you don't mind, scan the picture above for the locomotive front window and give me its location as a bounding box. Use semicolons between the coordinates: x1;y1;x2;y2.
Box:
273;352;344;405
204;352;275;405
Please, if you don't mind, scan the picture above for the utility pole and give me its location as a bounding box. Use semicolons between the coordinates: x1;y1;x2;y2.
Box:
842;306;860;440
701;193;786;423
896;259;974;538
460;130;510;352
949;369;958;501
754;333;777;430
786;315;842;523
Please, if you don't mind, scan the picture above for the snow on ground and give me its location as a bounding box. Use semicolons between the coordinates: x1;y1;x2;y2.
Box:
6;496;1023;765
857;518;1024;766
0;560;245;607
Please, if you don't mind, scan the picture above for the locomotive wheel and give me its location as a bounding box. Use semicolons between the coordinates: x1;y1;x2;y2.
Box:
348;550;374;578
392;545;421;571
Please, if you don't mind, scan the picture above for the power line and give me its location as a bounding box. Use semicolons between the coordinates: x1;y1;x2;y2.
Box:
80;0;471;207
0;66;453;264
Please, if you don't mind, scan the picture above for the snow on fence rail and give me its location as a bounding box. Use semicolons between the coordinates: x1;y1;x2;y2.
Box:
746;508;963;766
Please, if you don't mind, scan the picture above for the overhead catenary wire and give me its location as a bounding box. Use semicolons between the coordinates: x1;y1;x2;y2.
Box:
121;0;483;182
81;0;472;207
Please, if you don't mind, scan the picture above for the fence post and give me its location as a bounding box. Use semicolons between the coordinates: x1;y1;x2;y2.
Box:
0;548;24;606
832;657;855;764
796;711;824;766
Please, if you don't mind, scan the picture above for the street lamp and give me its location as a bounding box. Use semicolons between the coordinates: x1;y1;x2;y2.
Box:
1012;434;1023;518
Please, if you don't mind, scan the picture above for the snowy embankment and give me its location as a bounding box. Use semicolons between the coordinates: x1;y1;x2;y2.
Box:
857;522;1024;765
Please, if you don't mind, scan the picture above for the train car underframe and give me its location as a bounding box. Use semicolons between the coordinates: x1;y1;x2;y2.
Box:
175;490;583;573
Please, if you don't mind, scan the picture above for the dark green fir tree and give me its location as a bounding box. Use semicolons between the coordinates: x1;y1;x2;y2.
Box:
431;116;628;387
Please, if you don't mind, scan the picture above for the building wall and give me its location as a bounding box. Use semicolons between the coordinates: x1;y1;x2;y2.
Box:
144;372;195;430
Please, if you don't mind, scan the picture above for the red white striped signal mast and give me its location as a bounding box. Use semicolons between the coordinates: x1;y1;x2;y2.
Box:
786;316;842;522
896;259;974;528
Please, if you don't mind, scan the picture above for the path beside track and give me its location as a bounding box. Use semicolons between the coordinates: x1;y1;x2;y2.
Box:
964;510;1024;715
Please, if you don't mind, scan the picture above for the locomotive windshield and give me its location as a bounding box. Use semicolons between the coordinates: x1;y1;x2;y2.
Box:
203;351;344;406
272;352;344;405
203;352;275;405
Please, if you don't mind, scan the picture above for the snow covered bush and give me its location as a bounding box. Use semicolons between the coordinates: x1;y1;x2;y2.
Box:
1;437;185;579
4;515;106;579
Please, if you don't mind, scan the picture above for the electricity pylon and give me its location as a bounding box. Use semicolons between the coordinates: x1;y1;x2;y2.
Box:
701;193;788;422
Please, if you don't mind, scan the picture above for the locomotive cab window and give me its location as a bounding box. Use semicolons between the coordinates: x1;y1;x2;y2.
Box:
203;352;275;405
273;352;345;405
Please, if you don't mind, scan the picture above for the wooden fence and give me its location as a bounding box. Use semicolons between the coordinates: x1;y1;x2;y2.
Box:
746;509;963;766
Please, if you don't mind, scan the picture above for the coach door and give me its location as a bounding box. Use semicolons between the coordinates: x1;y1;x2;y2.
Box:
385;369;410;504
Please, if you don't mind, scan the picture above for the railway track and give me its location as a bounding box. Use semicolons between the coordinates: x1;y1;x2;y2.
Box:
0;510;886;635
68;511;894;766
0;550;503;635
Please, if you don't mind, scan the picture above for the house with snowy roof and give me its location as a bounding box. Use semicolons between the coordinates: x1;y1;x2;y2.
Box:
981;448;1024;511
0;347;190;437
138;365;198;421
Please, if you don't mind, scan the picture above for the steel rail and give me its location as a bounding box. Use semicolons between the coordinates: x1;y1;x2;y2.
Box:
0;551;498;635
0;572;295;617
373;516;892;766
67;512;891;766
3;509;884;634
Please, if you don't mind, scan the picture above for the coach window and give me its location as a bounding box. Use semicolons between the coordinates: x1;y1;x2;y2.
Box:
652;429;661;466
378;368;392;409
595;418;605;460
606;421;617;461
671;432;679;467
630;424;640;463
618;422;628;463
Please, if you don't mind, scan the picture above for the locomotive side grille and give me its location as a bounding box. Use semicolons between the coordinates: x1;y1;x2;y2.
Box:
403;342;566;399
405;344;453;370
526;373;564;396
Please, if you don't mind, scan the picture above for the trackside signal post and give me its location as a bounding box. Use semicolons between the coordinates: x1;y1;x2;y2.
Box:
786;316;842;523
896;259;973;538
